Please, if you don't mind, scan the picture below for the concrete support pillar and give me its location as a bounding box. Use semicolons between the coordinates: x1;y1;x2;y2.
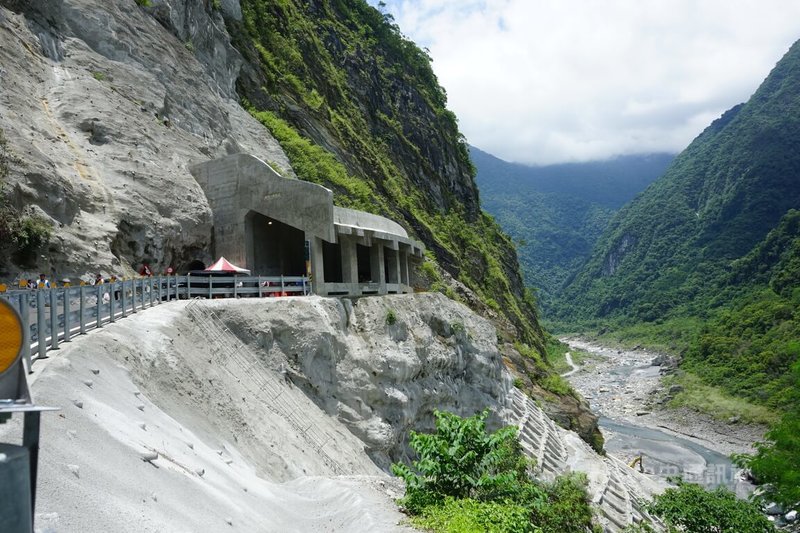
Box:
399;250;410;290
309;235;326;296
369;243;387;294
340;236;360;294
386;246;400;286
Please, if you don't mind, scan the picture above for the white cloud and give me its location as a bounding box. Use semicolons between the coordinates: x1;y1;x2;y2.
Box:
373;0;800;165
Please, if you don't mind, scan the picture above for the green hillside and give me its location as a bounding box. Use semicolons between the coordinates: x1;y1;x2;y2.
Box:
556;40;800;421
559;40;800;327
548;42;800;499
473;148;672;311
225;0;544;348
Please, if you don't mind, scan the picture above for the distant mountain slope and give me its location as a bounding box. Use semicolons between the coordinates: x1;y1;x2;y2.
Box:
473;148;673;309
474;148;673;209
559;40;800;324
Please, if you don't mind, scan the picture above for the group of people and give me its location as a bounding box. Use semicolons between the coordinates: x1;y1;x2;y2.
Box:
20;263;176;290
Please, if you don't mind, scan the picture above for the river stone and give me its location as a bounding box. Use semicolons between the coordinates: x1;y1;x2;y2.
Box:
765;502;784;515
786;510;797;522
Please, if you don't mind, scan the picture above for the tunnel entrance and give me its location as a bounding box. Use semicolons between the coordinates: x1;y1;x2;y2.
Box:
182;259;206;274
245;211;305;276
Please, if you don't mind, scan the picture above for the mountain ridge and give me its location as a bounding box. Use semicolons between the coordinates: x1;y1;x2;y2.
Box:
472;146;673;309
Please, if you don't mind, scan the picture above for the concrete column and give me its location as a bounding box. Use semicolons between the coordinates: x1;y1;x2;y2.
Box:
369;243;387;294
340;236;360;294
386;246;400;287
399;249;410;290
309;235;326;296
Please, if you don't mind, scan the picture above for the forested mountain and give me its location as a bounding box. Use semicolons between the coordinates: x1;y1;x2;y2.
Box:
473;148;673;310
557;39;800;417
559;39;800;326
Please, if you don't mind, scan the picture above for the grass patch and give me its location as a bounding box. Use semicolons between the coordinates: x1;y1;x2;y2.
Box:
411;497;537;533
594;315;703;354
664;372;778;425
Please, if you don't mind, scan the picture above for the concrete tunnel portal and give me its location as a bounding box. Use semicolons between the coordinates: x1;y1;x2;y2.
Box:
190;153;425;296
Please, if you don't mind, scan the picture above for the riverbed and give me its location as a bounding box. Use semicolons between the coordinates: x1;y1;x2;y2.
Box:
561;338;763;497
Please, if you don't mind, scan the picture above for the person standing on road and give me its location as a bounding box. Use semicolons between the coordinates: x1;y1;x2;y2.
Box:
37;273;50;288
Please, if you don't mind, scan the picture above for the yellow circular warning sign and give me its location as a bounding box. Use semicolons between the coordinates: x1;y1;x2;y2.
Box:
0;298;23;376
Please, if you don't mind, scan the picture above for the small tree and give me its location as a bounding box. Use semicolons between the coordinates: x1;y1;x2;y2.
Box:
736;360;800;508
646;480;773;533
391;409;532;512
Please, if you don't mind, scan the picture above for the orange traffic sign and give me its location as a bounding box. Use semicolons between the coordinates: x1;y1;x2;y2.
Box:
0;298;23;376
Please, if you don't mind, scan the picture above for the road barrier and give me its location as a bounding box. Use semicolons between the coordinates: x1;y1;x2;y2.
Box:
0;275;310;370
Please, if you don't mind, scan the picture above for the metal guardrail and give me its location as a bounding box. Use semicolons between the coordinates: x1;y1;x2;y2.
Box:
0;275;310;370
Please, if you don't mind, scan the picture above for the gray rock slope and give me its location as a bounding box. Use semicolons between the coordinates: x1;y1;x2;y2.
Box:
4;291;661;531
199;293;665;531
0;0;291;275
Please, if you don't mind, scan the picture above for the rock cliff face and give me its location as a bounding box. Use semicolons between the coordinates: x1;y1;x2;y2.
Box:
215;293;511;467
0;0;291;275
0;0;539;352
0;0;597;447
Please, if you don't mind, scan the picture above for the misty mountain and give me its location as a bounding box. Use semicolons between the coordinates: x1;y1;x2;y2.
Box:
473;147;673;310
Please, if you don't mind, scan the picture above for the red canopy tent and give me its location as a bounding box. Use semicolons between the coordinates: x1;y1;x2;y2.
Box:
200;257;251;275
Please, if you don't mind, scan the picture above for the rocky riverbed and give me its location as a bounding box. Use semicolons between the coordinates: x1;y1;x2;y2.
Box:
561;338;765;497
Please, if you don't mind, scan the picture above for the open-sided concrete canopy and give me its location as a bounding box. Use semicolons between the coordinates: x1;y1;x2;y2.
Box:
190;154;424;296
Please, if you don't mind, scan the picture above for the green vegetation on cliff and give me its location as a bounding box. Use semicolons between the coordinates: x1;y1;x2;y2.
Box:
228;0;543;348
0;128;51;268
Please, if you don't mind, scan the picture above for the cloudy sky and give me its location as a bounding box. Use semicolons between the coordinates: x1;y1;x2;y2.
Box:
372;1;800;165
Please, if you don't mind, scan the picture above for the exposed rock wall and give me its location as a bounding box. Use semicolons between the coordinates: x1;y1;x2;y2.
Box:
213;293;513;468
0;0;290;277
187;293;663;531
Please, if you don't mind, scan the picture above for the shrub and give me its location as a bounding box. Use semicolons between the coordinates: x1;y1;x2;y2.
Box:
413;497;539;533
385;309;397;325
392;410;598;533
392;410;532;513
646;480;773;533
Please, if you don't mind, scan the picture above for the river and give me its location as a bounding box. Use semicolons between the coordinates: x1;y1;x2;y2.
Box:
561;339;757;498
